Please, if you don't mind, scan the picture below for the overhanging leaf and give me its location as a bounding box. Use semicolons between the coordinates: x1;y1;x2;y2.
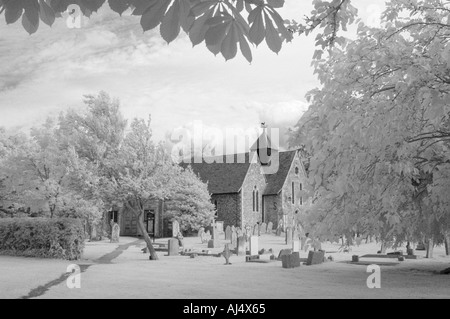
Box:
23;0;40;34
108;0;130;16
140;0;170;32
264;12;282;53
160;0;181;43
39;0;56;26
5;1;24;24
248;6;265;45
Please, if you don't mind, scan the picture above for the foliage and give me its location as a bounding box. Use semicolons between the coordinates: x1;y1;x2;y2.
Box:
0;217;85;260
165;167;216;233
290;0;450;246
0;0;360;62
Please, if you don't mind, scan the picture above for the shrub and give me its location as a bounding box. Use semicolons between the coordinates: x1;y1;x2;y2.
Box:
0;218;85;260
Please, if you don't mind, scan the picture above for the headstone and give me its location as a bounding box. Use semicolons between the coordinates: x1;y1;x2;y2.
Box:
291;252;301;267
231;230;238;249
198;227;205;239
260;222;267;234
253;224;259;236
211;223;218;240
222;244;232;265
276;227;282;236
292;228;299;241
249;236;259;255
300;236;308;250
352;255;359;262
306;250;325;265
216;221;224;233
236;227;243;237
110;223;120;243
231;225;236;233
277;249;292;261
285;227;292;246
236;236;246;256
172;220;180;237
168;238;179;256
292;240;300;252
267;222;273;233
225;226;232;241
282;252;300;268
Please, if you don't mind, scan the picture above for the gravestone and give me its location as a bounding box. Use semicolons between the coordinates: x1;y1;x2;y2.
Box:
168;238;179;256
236;227;243;237
292;240;300;252
260;222;267;234
208;239;218;248
285;227;292;246
253;224;259;236
172;220;180;238
231;230;238;249
291;252;301;267
276;225;282;236
216;221;224;233
225;226;232;241
267;222;273;234
292;228;299;241
249;236;259;255
300;236;308;251
236;236;246;256
231;225;236;233
110;223;120;243
222;244;232;265
277;249;292;261
211;223;218;240
281;252;301;269
306;250;325;265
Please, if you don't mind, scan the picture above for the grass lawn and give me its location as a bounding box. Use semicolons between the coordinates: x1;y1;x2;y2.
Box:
0;233;449;299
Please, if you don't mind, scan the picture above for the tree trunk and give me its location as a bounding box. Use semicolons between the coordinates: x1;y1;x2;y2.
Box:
380;242;387;254
136;213;159;260
426;238;434;258
444;235;449;256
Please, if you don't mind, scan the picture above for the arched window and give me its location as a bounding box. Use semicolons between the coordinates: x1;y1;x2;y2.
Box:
292;182;295;204
295;167;299;175
252;189;255;211
300;196;303;206
256;190;259;212
300;183;303;191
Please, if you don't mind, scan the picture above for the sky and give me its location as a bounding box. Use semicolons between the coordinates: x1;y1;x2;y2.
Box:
0;0;386;151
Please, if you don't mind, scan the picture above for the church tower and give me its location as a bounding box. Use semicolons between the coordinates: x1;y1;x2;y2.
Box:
250;123;278;166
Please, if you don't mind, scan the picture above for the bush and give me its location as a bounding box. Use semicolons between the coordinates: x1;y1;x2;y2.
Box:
0;218;85;260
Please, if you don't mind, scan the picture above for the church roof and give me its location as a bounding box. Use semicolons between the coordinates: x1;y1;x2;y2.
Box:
249;129;278;152
180;153;252;194
263;150;297;195
181;150;299;195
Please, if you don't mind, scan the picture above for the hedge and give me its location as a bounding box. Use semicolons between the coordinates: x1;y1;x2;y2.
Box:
0;218;85;260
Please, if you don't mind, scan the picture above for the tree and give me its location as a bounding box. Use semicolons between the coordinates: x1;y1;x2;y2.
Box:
0;0;358;62
96;117;181;260
165;167;216;234
1;118;74;218
290;0;450;255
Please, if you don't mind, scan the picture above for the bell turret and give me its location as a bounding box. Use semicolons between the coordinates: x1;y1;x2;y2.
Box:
250;123;278;166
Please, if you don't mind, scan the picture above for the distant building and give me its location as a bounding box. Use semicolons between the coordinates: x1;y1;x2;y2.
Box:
182;129;309;230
